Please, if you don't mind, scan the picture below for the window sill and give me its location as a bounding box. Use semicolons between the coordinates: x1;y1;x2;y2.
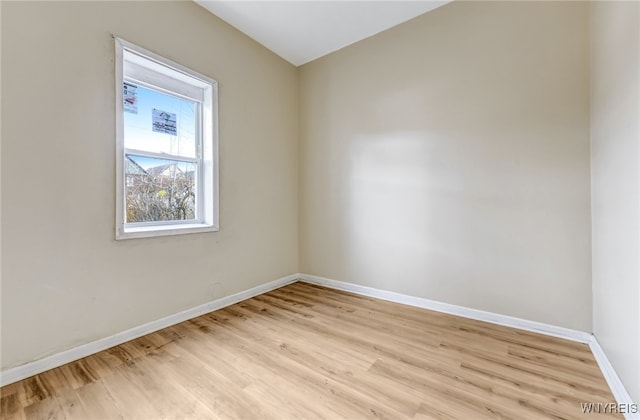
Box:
116;223;218;240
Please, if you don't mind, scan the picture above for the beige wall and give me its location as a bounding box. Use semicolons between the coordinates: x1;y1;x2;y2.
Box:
299;1;592;331
5;1;635;393
591;1;640;403
0;1;298;369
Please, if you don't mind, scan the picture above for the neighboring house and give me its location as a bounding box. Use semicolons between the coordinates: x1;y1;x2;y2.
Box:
125;155;147;187
125;156;195;222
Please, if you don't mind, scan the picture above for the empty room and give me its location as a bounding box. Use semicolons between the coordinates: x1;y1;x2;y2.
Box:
1;0;638;418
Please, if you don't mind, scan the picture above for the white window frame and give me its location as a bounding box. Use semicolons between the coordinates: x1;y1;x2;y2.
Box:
115;37;219;240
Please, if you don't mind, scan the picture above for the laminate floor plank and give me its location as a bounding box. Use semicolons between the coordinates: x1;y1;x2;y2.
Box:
203;309;412;419
54;388;91;420
226;304;423;417
261;291;447;349
71;381;123;420
1;282;620;419
22;395;66;420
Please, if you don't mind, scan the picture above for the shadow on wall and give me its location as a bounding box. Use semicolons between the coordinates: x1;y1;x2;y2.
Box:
340;124;571;312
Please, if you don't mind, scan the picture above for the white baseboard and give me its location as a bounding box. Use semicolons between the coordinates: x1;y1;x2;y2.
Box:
589;337;639;420
298;273;592;343
0;274;298;387
299;273;640;415
4;271;635;418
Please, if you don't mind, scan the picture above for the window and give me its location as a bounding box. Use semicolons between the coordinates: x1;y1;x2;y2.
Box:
115;38;218;239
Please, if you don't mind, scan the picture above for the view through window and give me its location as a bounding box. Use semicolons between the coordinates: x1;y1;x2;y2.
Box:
115;38;218;239
124;85;198;223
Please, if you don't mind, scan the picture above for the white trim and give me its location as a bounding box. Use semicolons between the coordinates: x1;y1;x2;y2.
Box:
124;58;205;103
114;36;219;240
298;273;593;343
589;336;639;420
118;222;218;240
0;274;298;387
125;149;198;163
115;37;125;239
298;273;640;413
117;37;216;89
3;272;634;417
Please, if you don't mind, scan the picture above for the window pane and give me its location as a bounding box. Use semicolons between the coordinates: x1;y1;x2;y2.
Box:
123;84;197;158
125;155;196;223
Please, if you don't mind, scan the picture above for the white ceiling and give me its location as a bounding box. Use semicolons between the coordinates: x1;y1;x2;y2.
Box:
195;1;452;66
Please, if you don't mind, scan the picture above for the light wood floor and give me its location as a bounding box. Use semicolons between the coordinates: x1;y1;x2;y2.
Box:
1;282;620;419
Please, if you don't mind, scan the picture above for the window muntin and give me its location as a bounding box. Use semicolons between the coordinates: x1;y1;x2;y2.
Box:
115;37;218;239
